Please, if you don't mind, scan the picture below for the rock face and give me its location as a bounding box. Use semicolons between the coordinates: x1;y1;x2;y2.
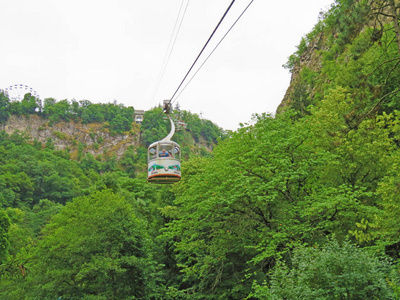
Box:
277;32;326;113
0;115;140;159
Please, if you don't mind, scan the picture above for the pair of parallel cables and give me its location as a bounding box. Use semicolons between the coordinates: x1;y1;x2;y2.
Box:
151;0;191;105
147;0;254;128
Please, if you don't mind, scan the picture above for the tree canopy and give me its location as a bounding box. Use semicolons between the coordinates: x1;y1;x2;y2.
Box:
1;0;400;298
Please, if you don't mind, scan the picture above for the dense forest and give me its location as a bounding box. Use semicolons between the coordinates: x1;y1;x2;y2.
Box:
2;0;400;298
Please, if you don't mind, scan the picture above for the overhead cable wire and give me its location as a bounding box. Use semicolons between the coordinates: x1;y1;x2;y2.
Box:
173;0;255;105
151;0;190;105
143;0;190;131
167;0;236;106
165;0;190;75
143;0;246;131
143;0;236;131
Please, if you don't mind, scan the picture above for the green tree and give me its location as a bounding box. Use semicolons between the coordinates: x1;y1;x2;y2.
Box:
41;98;57;118
163;112;335;298
119;145;140;176
26;190;159;299
252;239;398;299
0;210;11;263
49;99;71;122
81;102;105;124
0;136;91;206
0;92;10;123
0;208;34;300
109;114;131;133
0;172;34;208
20;93;40;115
141;107;169;147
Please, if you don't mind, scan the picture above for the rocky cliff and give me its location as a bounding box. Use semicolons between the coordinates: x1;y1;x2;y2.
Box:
277;0;400;114
0;115;140;159
277;31;326;112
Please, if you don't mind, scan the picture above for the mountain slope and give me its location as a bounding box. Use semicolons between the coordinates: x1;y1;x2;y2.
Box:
279;0;400;120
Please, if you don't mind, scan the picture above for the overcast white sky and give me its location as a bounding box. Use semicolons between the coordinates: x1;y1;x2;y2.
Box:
0;0;333;131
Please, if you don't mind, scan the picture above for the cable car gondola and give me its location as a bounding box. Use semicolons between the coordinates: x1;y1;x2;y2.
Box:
147;102;181;184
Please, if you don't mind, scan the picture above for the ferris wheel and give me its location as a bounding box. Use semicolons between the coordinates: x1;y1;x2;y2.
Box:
4;84;40;101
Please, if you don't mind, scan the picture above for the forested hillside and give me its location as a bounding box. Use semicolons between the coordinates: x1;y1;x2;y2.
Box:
2;0;400;298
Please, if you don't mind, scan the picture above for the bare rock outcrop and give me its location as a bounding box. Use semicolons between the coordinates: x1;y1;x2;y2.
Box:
0;115;139;159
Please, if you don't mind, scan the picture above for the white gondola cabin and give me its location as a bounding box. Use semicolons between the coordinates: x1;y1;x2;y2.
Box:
147;140;181;183
147;102;181;184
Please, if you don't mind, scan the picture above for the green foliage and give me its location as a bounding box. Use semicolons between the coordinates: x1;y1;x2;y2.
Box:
163;112;339;297
140;107;169;147
0;210;11;263
141;107;224;161
284;0;400;119
109;114;131;133
80;153;101;173
9;93;40;116
178;110;223;144
119;145;142;176
79;101;134;132
0;171;34;208
26;190;159;299
252;239;398;299
1;2;400;298
160;104;400;297
14;97;136;134
0;208;34;300
0;92;10;123
49;99;71;122
289;68;319;116
0;132;91;207
52;130;68;140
